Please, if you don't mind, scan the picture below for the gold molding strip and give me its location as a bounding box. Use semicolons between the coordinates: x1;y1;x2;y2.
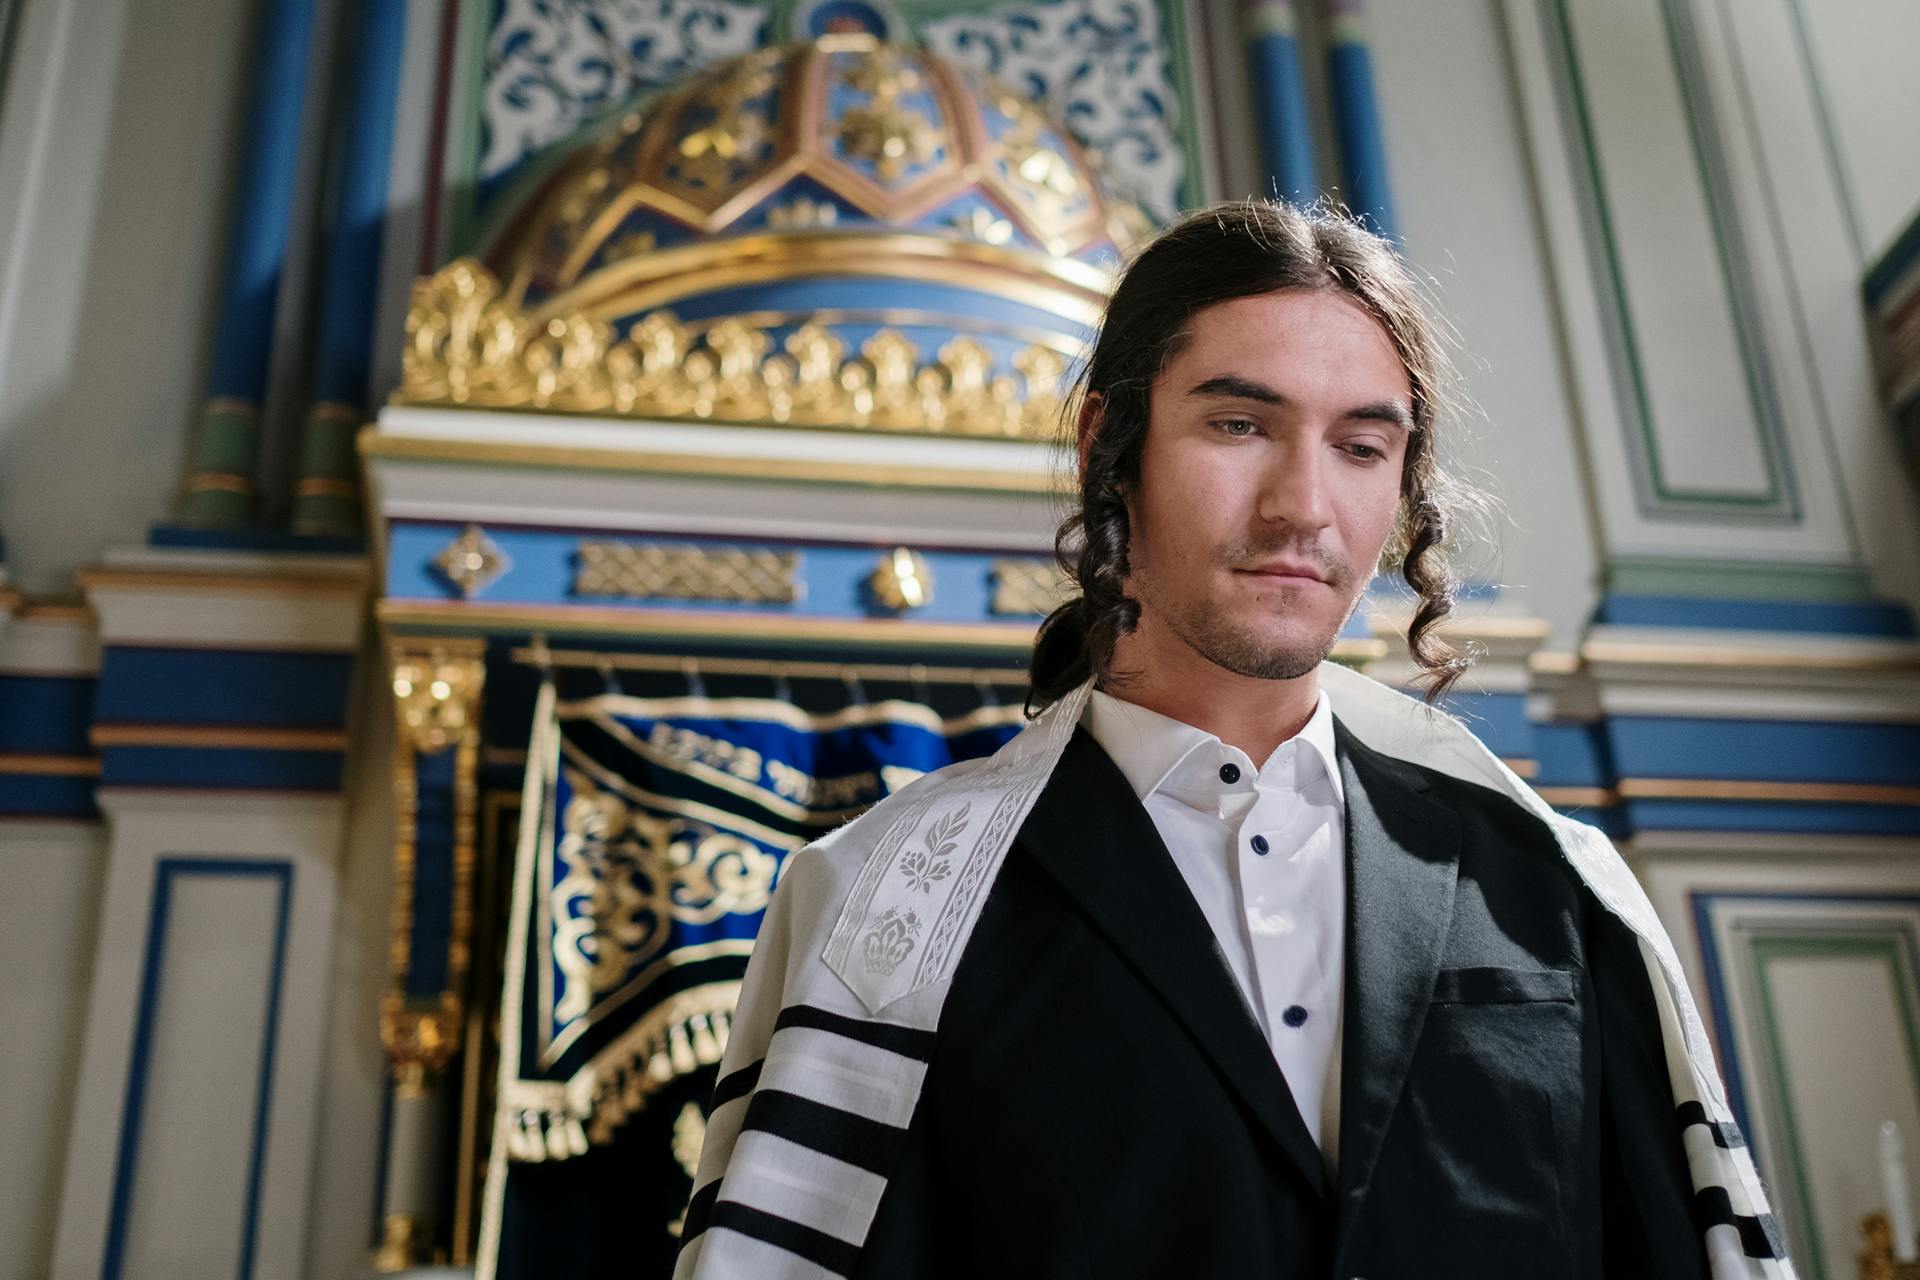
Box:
526;231;1111;324
90;724;349;751
1501;757;1540;779
381;598;1044;650
1615;777;1920;806
1533;786;1618;808
0;753;101;776
359;427;1065;496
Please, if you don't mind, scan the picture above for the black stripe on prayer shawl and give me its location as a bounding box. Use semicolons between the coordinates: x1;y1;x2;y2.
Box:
1676;1099;1746;1149
681;1179;722;1247
1693;1185;1789;1259
711;1060;762;1110
772;1003;938;1060
706;1201;864;1276
740;1090;908;1173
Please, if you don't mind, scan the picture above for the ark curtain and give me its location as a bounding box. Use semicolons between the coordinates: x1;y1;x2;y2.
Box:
481;679;1023;1280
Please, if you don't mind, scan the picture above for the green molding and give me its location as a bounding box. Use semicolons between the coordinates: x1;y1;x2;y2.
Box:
1604;556;1876;602
1659;0;1799;513
1778;0;1866;263
445;0;495;262
1542;0;1796;518
289;406;364;537
1747;929;1920;1280
176;401;261;529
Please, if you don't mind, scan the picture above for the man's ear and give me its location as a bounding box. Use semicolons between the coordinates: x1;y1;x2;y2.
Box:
1075;392;1105;480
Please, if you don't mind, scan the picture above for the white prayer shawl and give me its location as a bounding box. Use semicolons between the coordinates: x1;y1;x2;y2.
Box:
675;665;1794;1279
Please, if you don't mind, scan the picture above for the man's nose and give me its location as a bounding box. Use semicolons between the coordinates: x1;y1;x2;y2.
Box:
1256;441;1334;530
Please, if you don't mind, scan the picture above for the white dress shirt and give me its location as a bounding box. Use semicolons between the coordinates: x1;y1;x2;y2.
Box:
1082;687;1348;1168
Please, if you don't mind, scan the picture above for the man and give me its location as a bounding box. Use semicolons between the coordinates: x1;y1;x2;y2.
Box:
674;202;1792;1279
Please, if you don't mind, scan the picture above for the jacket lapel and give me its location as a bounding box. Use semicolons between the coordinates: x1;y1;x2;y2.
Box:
1018;727;1330;1203
1331;718;1461;1260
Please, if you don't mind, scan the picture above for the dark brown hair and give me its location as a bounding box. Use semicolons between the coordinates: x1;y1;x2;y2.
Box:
1027;199;1476;713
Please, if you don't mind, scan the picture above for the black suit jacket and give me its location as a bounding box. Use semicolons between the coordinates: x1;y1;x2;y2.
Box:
853;723;1708;1279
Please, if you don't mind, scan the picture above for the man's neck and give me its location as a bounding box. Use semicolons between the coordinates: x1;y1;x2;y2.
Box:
1103;621;1321;765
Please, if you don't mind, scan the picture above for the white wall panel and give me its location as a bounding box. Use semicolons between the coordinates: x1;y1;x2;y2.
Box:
112;865;290;1280
0;822;106;1280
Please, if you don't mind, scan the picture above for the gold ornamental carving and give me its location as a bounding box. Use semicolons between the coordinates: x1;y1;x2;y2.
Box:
384;638;486;1092
991;557;1071;616
392;644;485;754
869;548;933;611
574;542;800;604
370;1211;437;1272
1862;1210;1920;1279
397;258;1070;438
431;523;510;598
837;46;944;182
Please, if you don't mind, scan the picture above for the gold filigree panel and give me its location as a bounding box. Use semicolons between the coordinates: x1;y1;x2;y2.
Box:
574;542;800;604
991;557;1071;616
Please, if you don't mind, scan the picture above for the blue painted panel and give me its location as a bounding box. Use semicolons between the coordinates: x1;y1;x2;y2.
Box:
100;746;344;791
95;649;354;728
1440;689;1531;761
1597;593;1914;636
146;525;363;554
1624;798;1920;835
102;858;293;1280
0;674;96;753
407;748;455;999
1533;720;1613;788
389;525;1044;626
0;773;97;817
1607;717;1920;786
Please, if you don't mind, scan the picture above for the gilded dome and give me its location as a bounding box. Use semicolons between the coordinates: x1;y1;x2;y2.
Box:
390;36;1150;438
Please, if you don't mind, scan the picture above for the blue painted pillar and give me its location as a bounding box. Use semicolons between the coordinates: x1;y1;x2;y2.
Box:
178;0;320;528
1321;0;1397;237
1242;0;1319;203
291;0;409;536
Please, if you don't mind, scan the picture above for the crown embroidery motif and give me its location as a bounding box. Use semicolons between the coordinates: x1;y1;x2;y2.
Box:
862;907;922;976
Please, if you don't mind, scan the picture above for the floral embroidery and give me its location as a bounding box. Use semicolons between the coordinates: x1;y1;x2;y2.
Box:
898;803;969;893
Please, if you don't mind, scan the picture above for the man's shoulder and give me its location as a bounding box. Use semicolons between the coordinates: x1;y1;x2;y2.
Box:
773;753;1008;924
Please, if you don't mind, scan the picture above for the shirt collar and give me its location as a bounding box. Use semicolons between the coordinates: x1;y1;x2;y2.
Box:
1082;687;1345;809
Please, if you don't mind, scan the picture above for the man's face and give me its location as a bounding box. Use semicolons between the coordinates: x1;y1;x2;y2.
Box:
1120;288;1414;681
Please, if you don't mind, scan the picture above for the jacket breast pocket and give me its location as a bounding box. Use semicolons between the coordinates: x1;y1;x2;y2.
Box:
1431;965;1577;1005
1403;964;1584;1269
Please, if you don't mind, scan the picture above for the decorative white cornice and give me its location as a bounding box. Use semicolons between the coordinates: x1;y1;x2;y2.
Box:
77;547;371;652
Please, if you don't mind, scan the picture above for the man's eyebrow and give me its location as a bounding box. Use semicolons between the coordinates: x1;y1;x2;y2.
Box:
1184;375;1414;430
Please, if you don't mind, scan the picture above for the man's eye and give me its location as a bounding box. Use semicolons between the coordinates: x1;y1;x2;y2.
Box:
1343;442;1384;461
1217;419;1258;437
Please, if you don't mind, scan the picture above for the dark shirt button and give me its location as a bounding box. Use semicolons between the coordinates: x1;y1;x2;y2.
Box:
1251;834;1270;855
1218;762;1241;784
1283;1005;1309;1028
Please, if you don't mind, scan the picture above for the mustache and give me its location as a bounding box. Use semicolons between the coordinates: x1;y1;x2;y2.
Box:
1223;539;1352;588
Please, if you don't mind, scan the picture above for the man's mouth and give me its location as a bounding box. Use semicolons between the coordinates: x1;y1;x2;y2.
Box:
1236;561;1329;584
